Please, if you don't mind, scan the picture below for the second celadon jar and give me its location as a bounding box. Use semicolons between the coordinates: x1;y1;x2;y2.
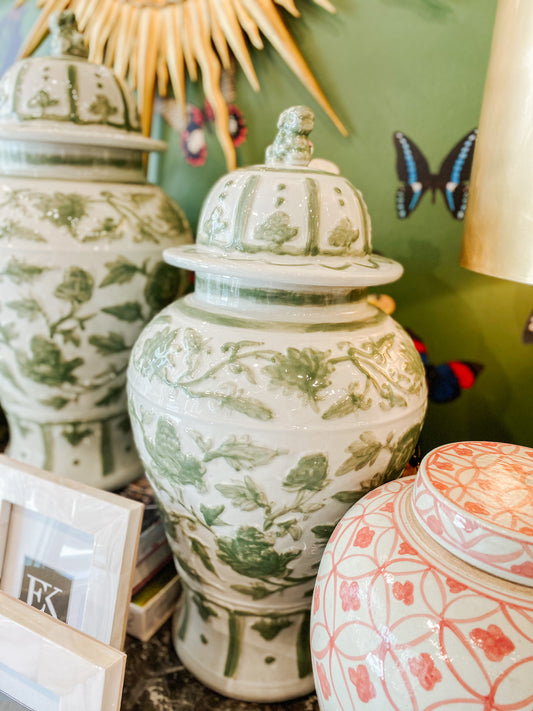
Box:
0;12;192;489
127;106;428;701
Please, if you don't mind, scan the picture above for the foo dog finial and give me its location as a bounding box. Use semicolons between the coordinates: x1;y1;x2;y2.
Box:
49;11;88;59
266;106;315;167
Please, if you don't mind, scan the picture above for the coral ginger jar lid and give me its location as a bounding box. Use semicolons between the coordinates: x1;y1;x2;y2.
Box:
412;441;533;586
165;105;403;288
0;11;164;152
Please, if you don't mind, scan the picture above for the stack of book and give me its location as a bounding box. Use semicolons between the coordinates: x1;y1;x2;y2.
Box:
118;477;181;642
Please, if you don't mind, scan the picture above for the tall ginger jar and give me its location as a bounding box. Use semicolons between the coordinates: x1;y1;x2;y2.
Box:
127;106;428;701
0;13;192;489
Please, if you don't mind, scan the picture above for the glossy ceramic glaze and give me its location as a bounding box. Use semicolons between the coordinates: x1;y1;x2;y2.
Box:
0;13;192;489
311;441;533;710
127;106;427;701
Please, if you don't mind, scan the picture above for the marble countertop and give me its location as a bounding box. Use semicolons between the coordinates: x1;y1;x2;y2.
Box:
123;620;319;711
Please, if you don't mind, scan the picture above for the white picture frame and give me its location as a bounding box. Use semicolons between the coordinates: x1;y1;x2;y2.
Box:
0;455;143;649
0;591;125;711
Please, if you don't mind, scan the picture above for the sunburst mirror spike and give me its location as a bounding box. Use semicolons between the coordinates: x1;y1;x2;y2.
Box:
15;0;347;169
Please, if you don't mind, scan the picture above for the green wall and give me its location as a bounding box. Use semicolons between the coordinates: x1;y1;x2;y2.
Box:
2;0;531;453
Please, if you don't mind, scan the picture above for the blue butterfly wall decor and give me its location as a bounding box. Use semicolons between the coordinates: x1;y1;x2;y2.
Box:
393;129;477;219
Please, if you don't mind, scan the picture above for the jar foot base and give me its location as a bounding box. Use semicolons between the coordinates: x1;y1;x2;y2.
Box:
171;585;315;702
5;410;142;489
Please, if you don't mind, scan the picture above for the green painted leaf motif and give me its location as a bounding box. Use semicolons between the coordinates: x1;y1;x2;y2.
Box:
144;262;184;312
176;556;202;582
366;334;395;364
6;299;42;321
327;217;359;251
379;384;407;409
61;423;93;446
262;347;332;404
252;618;292;641
332;490;364;505
1;259;46;284
100;257;141;287
190;538;216;573
102;302;143;322
277;520;303;541
88;93;118;121
0;323;18;344
401;345;426;386
34;193;90;234
333;424;422;504
200;504;225;527
311;525;336;542
28;89;59;112
40;396;69;410
88;332;128;355
253;211;298;247
336;431;384;477
283;454;329;492
58;328;80;346
322;389;372;420
192;593;218;621
134;326;179;380
17;336;83;386
127;192;153;207
215;476;268;511
230;583;273;600
216;393;274;421
157;196;189;235
54;267;94;304
384;423;423;480
95;386;123;407
216;526;300;579
82;217;123;243
203;204;227;241
203;435;285;471
0;361;25;392
146;418;207;491
190;431;211;453
0;220;46;242
183;328;206;374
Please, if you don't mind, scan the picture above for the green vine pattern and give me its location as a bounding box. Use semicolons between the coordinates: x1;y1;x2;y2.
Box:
130;406;422;602
132;324;425;421
0;187;188;245
0;256;184;418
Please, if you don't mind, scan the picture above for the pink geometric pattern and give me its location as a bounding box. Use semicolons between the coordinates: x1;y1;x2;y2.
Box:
311;477;533;711
413;442;533;585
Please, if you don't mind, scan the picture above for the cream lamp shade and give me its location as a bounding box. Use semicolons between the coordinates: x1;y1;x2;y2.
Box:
461;0;533;285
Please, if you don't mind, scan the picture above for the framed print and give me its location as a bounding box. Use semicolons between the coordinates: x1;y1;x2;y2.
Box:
0;591;125;710
0;455;143;649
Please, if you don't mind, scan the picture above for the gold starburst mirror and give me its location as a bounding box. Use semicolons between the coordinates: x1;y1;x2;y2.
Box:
15;0;347;169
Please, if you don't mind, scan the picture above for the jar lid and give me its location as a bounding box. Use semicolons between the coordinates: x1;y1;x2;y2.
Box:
413;441;533;586
0;11;164;152
164;105;402;288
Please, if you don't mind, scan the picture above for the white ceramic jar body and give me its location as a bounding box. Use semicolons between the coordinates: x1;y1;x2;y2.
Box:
311;443;533;711
127;276;427;701
0;167;191;489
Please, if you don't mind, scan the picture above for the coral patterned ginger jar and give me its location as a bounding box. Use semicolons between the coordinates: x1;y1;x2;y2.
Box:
311;440;533;711
0;12;192;489
127;105;427;702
